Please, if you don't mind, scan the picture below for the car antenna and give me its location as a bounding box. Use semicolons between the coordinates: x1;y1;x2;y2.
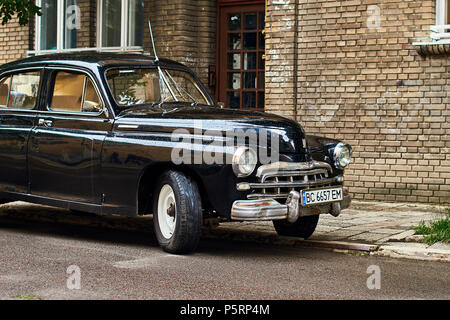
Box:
148;18;177;101
148;19;159;63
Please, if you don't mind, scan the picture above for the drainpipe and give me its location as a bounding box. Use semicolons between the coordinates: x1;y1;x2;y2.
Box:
293;0;299;122
264;0;267;110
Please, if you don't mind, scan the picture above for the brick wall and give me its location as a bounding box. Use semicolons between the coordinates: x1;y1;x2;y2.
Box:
266;0;450;205
0;0;447;205
76;0;96;48
265;0;297;119
0;0;216;88
147;0;216;93
0;16;33;64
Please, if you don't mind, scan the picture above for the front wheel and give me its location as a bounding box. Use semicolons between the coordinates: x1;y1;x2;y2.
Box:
152;171;202;254
273;215;320;239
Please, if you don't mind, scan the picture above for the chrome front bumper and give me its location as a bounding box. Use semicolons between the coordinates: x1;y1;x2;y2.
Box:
231;188;352;222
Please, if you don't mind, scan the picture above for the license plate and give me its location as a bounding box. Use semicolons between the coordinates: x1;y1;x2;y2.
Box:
301;187;343;206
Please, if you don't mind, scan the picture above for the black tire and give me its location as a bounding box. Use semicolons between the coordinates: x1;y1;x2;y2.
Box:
273;215;320;239
152;170;202;254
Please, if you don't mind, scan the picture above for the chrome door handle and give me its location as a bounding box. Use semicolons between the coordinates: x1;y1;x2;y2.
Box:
38;119;53;127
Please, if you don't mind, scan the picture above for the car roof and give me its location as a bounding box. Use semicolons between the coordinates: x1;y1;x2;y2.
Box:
0;51;186;71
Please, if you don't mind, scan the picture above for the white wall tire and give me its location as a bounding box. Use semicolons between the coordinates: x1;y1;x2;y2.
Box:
157;184;177;239
153;171;202;254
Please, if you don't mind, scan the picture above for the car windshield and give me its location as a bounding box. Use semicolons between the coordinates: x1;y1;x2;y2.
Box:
106;68;212;108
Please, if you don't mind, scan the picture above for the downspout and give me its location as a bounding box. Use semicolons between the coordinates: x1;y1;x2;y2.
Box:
293;0;299;122
264;0;267;110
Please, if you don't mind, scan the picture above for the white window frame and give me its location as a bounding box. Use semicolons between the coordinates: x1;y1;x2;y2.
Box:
96;0;143;52
431;0;450;41
30;0;143;56
34;0;64;54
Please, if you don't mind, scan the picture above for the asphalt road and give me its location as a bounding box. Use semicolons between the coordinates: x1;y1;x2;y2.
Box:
0;211;449;300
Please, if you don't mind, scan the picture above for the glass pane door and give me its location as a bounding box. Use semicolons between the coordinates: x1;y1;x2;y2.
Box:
218;3;265;111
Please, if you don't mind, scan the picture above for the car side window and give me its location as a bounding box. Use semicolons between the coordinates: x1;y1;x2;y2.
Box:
50;70;103;113
0;76;11;106
0;71;40;110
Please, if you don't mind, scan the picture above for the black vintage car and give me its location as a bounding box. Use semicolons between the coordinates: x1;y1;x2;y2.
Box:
0;52;352;253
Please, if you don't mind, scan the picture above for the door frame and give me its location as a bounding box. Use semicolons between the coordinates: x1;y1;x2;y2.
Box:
28;66;112;205
216;0;266;109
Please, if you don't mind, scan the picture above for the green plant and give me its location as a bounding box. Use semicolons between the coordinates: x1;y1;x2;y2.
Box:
413;207;450;245
0;0;42;26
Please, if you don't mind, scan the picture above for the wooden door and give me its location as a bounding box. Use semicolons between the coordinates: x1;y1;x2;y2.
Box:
217;1;265;111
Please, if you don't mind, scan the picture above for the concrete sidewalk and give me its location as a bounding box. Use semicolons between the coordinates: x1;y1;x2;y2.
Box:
0;200;449;262
213;201;442;245
203;201;450;262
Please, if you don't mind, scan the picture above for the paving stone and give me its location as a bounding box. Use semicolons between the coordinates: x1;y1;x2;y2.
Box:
339;225;375;232
405;235;425;243
348;233;388;242
372;228;411;235
320;230;365;240
314;225;341;232
376;230;418;244
429;242;450;251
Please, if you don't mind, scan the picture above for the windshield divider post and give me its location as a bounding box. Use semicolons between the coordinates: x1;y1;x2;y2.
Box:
158;66;178;102
148;19;159;63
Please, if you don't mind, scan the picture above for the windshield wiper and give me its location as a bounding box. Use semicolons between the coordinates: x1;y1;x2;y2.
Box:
164;70;197;104
117;102;160;114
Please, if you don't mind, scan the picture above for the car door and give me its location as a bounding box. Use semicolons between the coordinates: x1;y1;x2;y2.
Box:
28;67;113;205
0;69;42;195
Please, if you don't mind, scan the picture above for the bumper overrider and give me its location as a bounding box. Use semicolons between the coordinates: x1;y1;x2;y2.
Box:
231;161;352;222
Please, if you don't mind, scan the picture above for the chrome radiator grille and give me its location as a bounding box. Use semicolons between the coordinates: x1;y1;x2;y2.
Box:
246;161;339;200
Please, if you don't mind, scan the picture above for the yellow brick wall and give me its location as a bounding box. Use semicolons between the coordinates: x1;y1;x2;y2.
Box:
0;16;33;64
147;0;216;93
266;0;450;205
0;0;448;205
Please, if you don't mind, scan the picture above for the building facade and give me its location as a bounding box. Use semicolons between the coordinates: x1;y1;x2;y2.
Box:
0;0;449;205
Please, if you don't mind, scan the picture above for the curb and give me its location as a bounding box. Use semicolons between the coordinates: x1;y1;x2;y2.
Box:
373;242;450;263
201;227;379;254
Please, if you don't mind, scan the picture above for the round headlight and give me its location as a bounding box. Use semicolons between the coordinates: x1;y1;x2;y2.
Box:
232;147;257;177
333;143;352;169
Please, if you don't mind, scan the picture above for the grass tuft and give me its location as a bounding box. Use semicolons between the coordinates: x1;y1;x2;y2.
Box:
413;207;450;245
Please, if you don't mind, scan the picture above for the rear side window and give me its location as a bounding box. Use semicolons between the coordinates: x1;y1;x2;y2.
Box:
0;71;41;109
0;76;11;106
49;70;103;113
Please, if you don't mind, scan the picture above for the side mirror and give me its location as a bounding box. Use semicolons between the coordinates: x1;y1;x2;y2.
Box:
217;102;225;109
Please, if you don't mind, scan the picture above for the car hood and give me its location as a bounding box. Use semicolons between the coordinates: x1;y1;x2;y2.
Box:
114;104;308;154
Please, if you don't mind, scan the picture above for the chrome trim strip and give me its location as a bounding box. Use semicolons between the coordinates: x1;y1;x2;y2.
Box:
247;176;339;190
247;193;292;200
231;198;288;221
261;168;329;182
231;191;352;222
256;161;333;180
118;124;140;129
